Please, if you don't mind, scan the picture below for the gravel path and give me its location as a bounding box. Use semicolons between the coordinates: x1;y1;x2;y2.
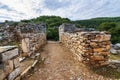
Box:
24;41;112;80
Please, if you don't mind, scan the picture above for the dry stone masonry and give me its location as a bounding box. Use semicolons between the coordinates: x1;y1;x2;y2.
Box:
0;23;46;80
18;23;46;57
59;23;111;67
0;46;20;80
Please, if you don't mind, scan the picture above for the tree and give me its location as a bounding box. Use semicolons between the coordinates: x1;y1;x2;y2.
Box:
47;28;59;41
98;22;116;31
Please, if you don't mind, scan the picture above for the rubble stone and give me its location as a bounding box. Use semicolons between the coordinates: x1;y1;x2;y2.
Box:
59;23;111;66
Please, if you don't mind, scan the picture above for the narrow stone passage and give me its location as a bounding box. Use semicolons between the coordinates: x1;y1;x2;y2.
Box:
24;41;111;80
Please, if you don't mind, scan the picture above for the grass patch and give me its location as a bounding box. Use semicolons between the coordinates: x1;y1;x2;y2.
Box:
91;53;120;79
92;66;120;79
109;54;120;60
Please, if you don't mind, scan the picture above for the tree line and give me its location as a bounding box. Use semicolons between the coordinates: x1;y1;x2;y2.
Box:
3;16;120;43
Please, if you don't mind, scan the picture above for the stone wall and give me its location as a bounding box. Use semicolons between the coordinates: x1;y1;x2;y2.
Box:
0;23;46;80
20;33;46;57
19;23;46;57
59;24;111;67
0;46;20;80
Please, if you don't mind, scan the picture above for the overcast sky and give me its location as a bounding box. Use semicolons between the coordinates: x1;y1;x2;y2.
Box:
0;0;120;22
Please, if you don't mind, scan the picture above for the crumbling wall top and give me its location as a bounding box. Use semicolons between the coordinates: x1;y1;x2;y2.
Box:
59;23;95;33
17;23;46;33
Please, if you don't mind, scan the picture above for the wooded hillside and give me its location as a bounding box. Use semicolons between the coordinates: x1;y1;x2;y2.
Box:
1;16;120;43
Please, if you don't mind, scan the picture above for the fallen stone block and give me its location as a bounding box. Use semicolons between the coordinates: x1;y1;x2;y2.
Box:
2;48;18;62
8;68;20;80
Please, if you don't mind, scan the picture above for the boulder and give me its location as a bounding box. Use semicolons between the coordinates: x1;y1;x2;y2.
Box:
110;48;118;55
114;43;120;50
8;68;20;80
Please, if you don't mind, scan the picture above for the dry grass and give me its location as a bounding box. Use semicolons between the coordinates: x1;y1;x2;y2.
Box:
91;54;120;79
92;66;120;79
109;54;120;60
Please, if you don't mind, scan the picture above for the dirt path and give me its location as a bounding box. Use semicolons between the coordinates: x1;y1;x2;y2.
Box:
24;41;113;80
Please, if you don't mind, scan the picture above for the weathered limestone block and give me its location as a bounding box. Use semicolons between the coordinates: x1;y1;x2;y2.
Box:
21;38;30;53
8;68;20;80
2;48;18;62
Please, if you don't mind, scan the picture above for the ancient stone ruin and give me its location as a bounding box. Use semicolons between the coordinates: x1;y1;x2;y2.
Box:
0;46;20;80
0;23;46;80
59;23;111;66
0;22;113;79
17;23;46;57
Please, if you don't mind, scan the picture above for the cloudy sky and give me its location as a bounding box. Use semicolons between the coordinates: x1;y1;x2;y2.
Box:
0;0;120;22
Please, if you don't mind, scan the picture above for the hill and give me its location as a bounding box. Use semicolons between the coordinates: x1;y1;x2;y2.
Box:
1;16;120;43
73;17;120;28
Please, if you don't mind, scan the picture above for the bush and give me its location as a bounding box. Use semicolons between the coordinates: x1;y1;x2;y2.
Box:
47;28;59;41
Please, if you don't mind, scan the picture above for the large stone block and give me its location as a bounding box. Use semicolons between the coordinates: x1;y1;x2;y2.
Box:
21;38;30;53
2;48;18;62
8;68;20;80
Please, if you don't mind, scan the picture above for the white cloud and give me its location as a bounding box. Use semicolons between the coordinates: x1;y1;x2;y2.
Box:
0;0;120;22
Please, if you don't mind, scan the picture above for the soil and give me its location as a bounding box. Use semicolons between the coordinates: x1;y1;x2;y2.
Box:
23;41;117;80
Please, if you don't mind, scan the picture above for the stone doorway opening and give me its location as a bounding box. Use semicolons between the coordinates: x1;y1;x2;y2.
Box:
47;27;59;41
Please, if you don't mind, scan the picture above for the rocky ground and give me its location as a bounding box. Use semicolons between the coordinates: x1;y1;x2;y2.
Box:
23;41;120;80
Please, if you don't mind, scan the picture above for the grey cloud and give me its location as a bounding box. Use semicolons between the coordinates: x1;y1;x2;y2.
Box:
0;4;13;11
0;0;120;22
0;16;12;19
44;0;71;10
